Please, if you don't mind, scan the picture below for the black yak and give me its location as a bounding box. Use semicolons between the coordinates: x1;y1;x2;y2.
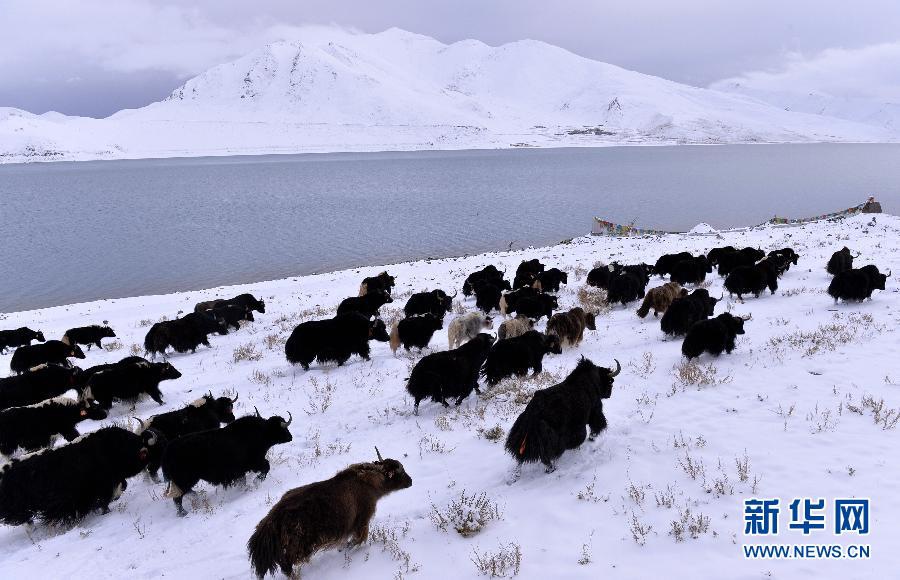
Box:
768;248;799;267
706;246;737;267
389;314;443;352
717;247;765;277
0;397;108;456
285;313;389;370
337;290;393;319
0;327;46;354
827;247;858;276
144;312;226;357
499;286;542;315
0;426;159;525
507;293;558;321
81;361;182;409
211;304;255;331
195;293;266;314
607;272;647;306
586;263;619;289
671;256;712;286
654;252;693;278
403;289;453;319
247;448;412;579
682;313;751;359
0;364;84;411
134;391;238;479
637;282;688;318
447;312;493;348
72;356;149;391
724;263;779;299
463;265;509;296
505;358;620;472
660;289;719;337
513;259;545;289
359;272;396;297
538;268;568;292
473;282;503;314
406;333;493;412
497;316;535;340
62;325;116;350
827;265;890;302
10;340;85;374
481;331;562;386
546;307;596;348
161;410;293;516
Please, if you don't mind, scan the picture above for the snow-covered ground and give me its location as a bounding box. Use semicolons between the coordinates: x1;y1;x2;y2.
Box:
1;213;897;578
1;28;897;164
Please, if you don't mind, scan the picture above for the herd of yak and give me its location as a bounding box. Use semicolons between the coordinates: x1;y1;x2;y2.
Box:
0;242;889;578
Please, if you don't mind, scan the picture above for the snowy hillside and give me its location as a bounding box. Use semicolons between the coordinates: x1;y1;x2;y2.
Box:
2;28;897;163
1;213;898;578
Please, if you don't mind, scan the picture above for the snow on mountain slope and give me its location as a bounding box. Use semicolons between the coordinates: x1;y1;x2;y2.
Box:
1;28;897;163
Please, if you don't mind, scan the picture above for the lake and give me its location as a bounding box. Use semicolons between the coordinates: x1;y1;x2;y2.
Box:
2;144;899;313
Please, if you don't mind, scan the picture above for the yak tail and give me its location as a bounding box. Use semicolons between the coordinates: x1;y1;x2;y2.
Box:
505;407;560;465
635;295;652;318
389;321;401;353
247;511;283;579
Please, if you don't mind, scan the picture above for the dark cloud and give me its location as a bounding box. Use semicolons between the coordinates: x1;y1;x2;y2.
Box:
3;0;899;117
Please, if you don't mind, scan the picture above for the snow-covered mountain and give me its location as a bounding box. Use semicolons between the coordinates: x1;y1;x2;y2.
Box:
1;27;896;163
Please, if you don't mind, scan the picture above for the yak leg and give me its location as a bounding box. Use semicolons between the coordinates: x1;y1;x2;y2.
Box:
148;386;165;405
588;407;608;440
532;361;543;375
174;496;188;517
255;458;271;480
544;460;557;474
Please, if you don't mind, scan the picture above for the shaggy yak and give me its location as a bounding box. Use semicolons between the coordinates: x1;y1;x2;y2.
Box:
0;397;108;456
473;282;503;314
506;293;558;321
654;252;693;278
706;246;737;267
498;286;542;315
81;361;182;410
670;256;712;286
637;282;688;318
62;325;116;350
538;268;569;292
724;263;779;300
768;248;800;269
497;316;535;340
481;331;562;386
463;265;509;296
10;340;85;374
505;358;620;473
513;259;546;289
389;314;443;352
660;289;720;337
406;334;493;412
403;289;454;319
447;312;493;349
336;290;393;319
358;272;396;297
826;247;859;276
209;304;255;331
0;427;159;526
586;263;618;289
144;312;227;357
716;247;765;277
681;313;751;359
285;313;390;370
606;272;647;306
247;448;412;579
161;410;293;516
828;265;890;302
194;293;266;314
546;307;596;347
0;327;45;354
0;364;84;411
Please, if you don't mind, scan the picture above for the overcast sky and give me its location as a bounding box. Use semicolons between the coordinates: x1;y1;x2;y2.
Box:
2;0;899;117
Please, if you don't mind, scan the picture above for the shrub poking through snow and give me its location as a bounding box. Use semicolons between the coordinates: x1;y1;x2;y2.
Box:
430;491;503;537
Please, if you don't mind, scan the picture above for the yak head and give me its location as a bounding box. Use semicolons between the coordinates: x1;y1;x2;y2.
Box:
724;313;750;335
79;398;109;421
246;294;266;314
34;330;46;342
468;333;496;354
262;410;293;444
374;290;394;306
373;447;413;491
369;319;390;342
698;256;712;273
584;312;597;331
433;289;454;312
212;391;238;423
572;357;620;399
100;326;117;339
379;272;396;288
70;344;86;359
137;428;165;466
543;334;563;355
156;362;183;381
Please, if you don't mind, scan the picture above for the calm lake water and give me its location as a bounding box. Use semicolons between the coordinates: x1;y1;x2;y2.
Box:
2;144;899;313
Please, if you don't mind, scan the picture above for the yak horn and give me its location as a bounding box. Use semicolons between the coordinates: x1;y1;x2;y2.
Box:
740;313;753;321
451;290;458;298
231;392;239;403
887;270;892;277
610;359;621;377
375;446;384;462
254;406;261;417
132;416;146;431
852;252;861;258
282;411;293;428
